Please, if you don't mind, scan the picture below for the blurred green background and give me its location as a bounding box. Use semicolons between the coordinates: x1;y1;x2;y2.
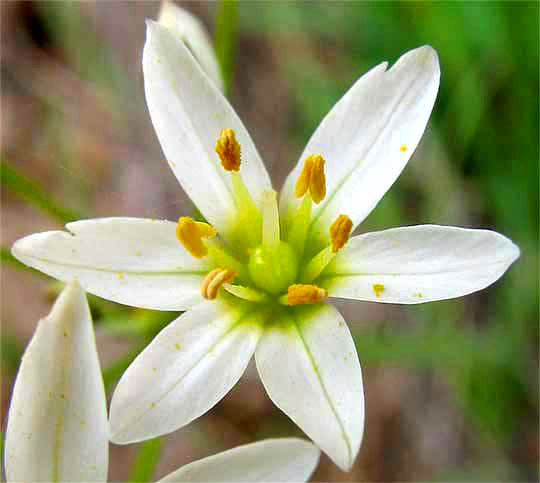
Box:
1;1;538;481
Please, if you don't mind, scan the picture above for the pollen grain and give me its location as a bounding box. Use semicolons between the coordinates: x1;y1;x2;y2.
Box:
373;283;385;298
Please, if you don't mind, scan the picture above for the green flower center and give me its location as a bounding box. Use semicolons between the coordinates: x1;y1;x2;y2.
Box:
178;128;353;306
248;241;298;295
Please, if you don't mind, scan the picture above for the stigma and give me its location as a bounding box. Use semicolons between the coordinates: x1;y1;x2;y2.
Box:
280;284;327;305
330;214;352;253
176;217;217;258
215;128;241;171
201;268;238;300
295;154;326;203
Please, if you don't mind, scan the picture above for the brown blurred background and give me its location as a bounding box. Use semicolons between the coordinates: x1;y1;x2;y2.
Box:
1;1;538;481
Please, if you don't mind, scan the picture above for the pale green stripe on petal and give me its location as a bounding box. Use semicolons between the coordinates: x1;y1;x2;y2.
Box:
280;46;440;251
320;224;520;304
5;282;108;482
11;217;210;311
143;22;271;240
109;298;264;443
255;304;364;471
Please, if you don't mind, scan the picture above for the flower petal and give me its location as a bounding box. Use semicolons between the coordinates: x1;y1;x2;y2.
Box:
158;1;224;91
320;225;520;303
4;282;108;482
255;305;364;471
280;46;440;250
157;438;320;483
11;217;211;311
143;21;271;238
109;298;262;443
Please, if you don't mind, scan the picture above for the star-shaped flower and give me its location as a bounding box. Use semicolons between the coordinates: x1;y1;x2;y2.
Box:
11;19;519;471
4;282;320;482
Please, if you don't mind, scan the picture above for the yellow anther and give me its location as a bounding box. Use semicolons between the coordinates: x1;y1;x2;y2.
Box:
295;154;326;204
295;162;311;199
310;155;326;203
373;283;385;298
176;216;217;259
215;128;241;171
283;284;327;305
330;214;353;253
400;144;408;152
201;268;238;300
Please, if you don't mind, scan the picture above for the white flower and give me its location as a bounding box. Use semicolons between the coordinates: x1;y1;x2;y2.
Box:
157;1;224;91
3;284;320;482
4;281;108;482
11;21;519;471
156;438;320;483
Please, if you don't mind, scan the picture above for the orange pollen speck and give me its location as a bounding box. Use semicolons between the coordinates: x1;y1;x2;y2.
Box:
373;284;385;298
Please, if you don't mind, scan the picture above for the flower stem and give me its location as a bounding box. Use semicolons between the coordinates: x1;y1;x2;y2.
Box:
129;437;164;483
215;0;237;95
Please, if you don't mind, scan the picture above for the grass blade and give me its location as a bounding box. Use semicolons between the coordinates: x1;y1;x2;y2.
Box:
1;161;81;223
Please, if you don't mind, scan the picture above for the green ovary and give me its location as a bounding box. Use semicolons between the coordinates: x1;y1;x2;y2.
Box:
248;241;298;294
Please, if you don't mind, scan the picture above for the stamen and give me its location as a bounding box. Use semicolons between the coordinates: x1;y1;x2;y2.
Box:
262;190;280;251
310;155;326;203
206;242;250;283
301;214;353;282
287;193;312;257
201;268;237;300
176;217;217;258
223;284;269;303
295;154;326;204
330;214;352;253
279;284;327;305
216;128;241;171
230;171;261;251
295;158;312;198
301;246;335;283
215;128;262;252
